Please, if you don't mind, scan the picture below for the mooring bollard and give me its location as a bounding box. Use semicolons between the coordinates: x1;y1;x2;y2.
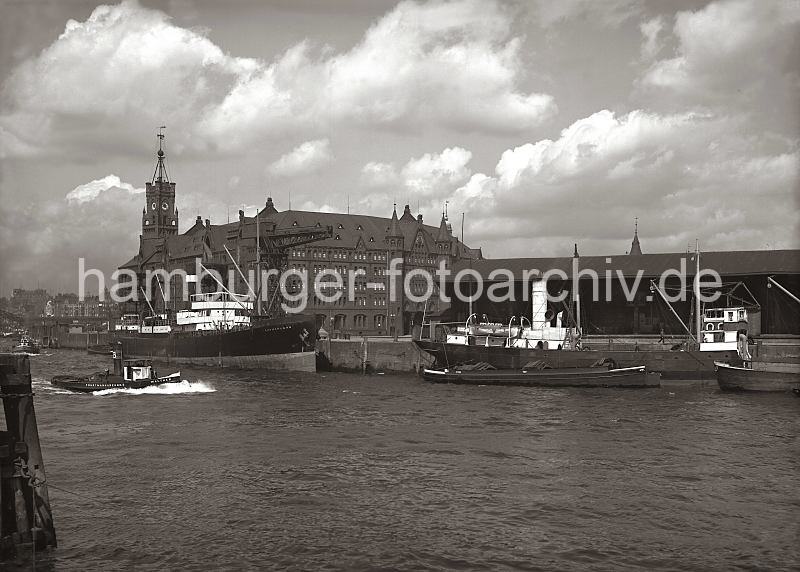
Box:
0;353;57;561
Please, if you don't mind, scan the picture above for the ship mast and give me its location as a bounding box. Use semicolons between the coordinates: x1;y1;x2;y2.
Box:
256;208;261;315
694;240;701;349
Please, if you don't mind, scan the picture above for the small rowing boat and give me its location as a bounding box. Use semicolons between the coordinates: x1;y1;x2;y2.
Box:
715;361;800;393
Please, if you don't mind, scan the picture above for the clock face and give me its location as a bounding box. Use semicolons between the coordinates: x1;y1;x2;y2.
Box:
162;202;168;211
151;202;157;210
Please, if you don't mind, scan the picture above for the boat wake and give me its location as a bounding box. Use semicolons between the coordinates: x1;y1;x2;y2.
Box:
92;380;216;396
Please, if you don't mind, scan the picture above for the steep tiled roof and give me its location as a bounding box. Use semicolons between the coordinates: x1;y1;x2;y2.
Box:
120;204;482;271
256;208;451;251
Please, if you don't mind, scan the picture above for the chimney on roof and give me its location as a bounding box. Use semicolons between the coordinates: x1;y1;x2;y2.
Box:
196;215;202;225
238;209;244;222
205;218;210;228
417;214;423;223
573;243;579;258
264;197;278;215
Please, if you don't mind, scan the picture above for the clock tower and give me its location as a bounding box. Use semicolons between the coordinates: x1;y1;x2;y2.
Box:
142;127;179;237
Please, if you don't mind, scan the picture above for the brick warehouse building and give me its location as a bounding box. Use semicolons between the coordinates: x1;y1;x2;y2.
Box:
120;140;481;337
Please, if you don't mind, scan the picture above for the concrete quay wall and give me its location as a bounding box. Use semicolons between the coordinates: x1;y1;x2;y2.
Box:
51;332;112;349
319;337;434;373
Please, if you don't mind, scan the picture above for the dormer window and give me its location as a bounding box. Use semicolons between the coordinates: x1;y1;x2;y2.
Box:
337;223;344;229
292;221;298;226
335;234;341;240
369;237;374;242
316;222;321;227
357;224;363;230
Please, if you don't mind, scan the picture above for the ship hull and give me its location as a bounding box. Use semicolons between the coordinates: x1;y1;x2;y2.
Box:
12;343;39;354
414;339;737;381
715;362;800;393
116;315;317;371
51;372;181;393
423;365;657;388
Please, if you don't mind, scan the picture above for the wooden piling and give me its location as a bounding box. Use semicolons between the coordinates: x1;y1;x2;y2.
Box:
362;337;368;375
0;353;56;561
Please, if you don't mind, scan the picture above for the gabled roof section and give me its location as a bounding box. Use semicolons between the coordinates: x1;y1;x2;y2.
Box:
399;204;416;223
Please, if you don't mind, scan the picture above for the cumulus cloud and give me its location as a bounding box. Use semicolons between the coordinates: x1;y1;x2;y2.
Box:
267;139;332;178
0;0;257;157
65;174;143;203
535;0;642;27
401;147;473;198
455;109;799;256
639;16;664;60
0;0;557;157
493;110;697;189
640;0;800;101
0;180;148;291
360;162;399;188
190;0;556;147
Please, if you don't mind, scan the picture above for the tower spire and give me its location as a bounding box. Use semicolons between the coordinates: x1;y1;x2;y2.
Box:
152;126;170;184
629;217;642;255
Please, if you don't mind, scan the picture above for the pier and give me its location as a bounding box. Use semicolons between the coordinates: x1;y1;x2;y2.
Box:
0;354;56;561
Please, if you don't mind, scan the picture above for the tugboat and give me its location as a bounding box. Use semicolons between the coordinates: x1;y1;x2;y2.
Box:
12;335;40;354
52;345;181;393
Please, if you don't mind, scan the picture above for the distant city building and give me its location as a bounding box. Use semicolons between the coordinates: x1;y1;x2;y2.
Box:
51;293;113;320
121;138;481;336
10;288;49;318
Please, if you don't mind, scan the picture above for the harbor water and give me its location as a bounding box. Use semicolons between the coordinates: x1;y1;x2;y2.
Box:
14;349;800;570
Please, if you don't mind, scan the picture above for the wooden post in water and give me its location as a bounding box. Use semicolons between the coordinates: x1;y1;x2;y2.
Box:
362;337;368;375
0;353;56;561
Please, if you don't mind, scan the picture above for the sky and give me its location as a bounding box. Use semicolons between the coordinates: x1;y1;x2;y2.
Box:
0;0;798;295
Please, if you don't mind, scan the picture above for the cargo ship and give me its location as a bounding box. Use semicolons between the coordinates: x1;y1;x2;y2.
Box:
115;292;317;371
415;281;744;382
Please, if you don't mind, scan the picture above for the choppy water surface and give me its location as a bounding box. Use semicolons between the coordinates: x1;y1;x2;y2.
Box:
12;349;800;570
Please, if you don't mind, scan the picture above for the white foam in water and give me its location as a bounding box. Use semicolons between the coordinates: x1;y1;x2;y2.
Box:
92;380;216;396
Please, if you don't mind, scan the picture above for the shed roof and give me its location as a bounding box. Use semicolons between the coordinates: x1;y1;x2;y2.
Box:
450;250;800;280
